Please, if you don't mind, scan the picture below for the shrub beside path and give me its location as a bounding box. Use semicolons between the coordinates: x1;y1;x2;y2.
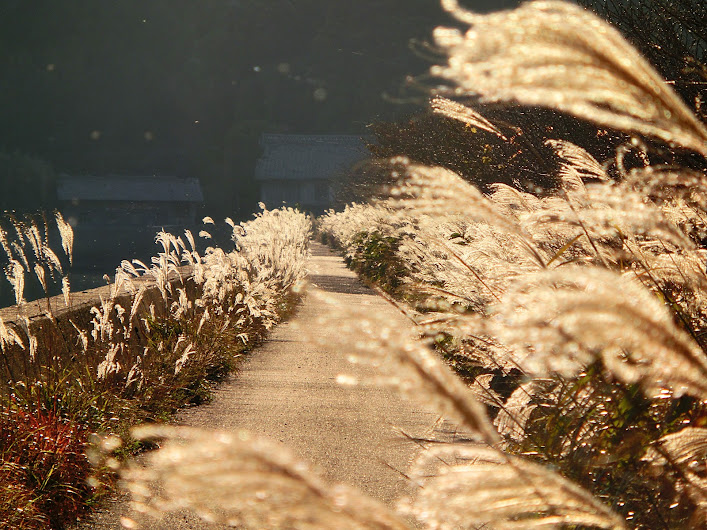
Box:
81;242;439;528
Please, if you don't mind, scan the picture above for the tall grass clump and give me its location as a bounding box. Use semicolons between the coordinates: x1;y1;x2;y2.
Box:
0;205;311;528
317;1;707;528
88;2;707;529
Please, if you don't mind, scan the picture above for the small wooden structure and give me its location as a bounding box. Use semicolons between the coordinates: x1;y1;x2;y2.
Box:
254;134;368;211
56;175;203;269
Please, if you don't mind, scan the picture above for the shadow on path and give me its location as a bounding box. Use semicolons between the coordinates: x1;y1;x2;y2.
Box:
308;273;371;295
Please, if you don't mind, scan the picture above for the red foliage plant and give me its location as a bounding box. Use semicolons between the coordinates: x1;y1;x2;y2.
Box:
0;406;92;529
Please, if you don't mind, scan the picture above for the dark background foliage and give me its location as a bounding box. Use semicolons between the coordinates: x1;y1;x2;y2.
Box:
0;0;517;219
355;0;706;202
1;1;703;217
576;0;706;112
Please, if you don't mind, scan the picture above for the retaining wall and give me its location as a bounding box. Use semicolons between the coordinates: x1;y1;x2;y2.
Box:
0;267;193;385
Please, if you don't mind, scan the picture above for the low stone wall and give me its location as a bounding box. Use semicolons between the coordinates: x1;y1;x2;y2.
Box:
0;267;193;385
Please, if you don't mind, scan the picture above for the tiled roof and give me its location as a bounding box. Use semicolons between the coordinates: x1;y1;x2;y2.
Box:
254;134;369;181
57;176;204;202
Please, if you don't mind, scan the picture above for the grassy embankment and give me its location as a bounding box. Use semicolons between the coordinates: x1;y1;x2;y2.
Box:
314;1;707;528
30;2;707;529
0;206;311;529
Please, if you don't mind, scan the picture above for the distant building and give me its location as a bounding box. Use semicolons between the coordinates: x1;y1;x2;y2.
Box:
56;175;203;269
254;134;369;211
57;175;203;228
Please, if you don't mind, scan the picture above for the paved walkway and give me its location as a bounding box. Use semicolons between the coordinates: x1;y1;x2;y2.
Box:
80;242;440;528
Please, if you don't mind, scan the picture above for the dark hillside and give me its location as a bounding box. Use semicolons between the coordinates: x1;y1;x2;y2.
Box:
0;1;518;219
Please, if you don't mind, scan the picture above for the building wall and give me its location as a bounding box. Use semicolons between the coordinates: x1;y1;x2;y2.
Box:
260;179;332;208
61;201;196;229
59;200;200;270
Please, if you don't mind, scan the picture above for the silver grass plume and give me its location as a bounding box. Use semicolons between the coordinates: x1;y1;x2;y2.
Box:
545;139;609;183
70;319;88;353
119;260;141;278
520;179;695;254
434;0;707;156
398;444;627;529
33;263;47;294
5;259;25;305
488;182;544;212
8;215;26;247
24;220;44;262
643;427;707;513
430;96;507;140
645;427;707;469
388;160;517;230
313;290;500;444
184;228;196;252
54;210;74;265
125;286;146;339
96;342;122;381
122;424;408;530
125;356;144;393
0;227;11;261
9;240;29;270
388;160;547;267
397;226;506;309
182;229;199;265
622;239;707;321
173;340;194;375
579;182;694;248
90;296;115;343
61;276;71;307
17;316;37;361
42;245;63;277
493;380;543;444
0;315;24;352
490;266;707;398
40;212;50;248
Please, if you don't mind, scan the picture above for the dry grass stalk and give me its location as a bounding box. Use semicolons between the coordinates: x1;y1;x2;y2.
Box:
388;161;548;268
430;96;507;140
491;266;707;397
311;290;500;444
399;444;627;529
434;0;707;156
121;425;408;530
643;427;707;515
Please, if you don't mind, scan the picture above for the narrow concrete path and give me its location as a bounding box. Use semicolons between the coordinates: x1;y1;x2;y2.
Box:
80;242;439;528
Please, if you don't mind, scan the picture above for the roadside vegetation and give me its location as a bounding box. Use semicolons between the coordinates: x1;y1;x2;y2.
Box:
316;1;707;528
106;2;707;530
0;206;311;528
5;0;706;529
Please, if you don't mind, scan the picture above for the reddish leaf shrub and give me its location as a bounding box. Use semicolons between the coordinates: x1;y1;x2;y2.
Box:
0;406;92;528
